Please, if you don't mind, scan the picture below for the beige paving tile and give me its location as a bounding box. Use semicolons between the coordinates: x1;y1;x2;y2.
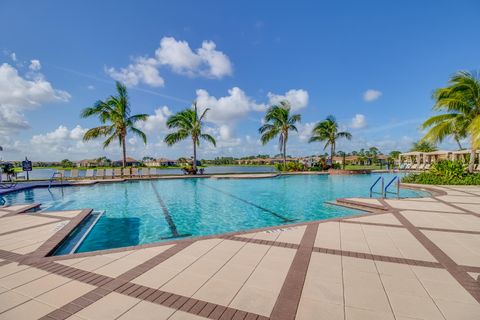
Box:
13;274;71;298
401;210;480;232
411;266;453;283
161;271;210;297
229;285;279;317
388;293;444;320
36;280;95;308
345;306;395;320
422;230;480;266
275;225;306;244
117;300;175;319
421;279;478;305
193;278;242;305
301;271;343;304
347;213;402;226
0;267;49;289
0;291;30;313
385;199;464;213
95;245;173;277
0;262;29;279
453;203;480;213
343;269;383;290
344;286;391;313
315;222;341;249
295;297;344;320
308;252;343;284
437;195;480;204
381;274;430;298
76;292;140;320
0;298;55;320
38;210;82;218
434;299;480;320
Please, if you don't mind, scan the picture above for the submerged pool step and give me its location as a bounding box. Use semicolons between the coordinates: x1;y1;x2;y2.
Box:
52;210;105;256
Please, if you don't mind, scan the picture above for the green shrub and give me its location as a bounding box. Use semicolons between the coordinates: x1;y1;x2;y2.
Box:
430;160;466;180
275;162;306;172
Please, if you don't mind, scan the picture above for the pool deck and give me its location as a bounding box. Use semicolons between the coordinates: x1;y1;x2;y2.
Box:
0;185;479;319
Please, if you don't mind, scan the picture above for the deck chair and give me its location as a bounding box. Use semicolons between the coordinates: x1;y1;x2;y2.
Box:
130;168;139;178
423;163;431;170
70;169;79;179
418;163;425;170
113;168;123;179
95;169;105;179
85;169;95;179
474;164;480;171
140;168;150;178
104;169;113;179
404;163;411;170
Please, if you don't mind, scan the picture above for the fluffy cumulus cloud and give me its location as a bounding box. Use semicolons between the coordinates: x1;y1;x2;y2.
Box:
31;125;87;146
0;63;70;132
267;89;309;111
139;106;173;133
105;57;164;87
363;89;382;102
297;122;316;141
106;37;232;87
195;87;265;125
29;59;41;71
350;114;367;129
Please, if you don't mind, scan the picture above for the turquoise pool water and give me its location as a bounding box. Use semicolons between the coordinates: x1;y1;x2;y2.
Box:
3;173;429;253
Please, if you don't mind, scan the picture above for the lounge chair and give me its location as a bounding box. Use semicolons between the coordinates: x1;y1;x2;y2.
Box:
85;169;95;179
123;168;131;178
130;168;139;179
95;169;105;179
418;163;425;170
70;169;79;179
104;169;113;179
140;168;150;178
149;168;157;177
423;163;431;170
474;164;480;171
410;164;418;170
113;168;123;179
404;163;411;170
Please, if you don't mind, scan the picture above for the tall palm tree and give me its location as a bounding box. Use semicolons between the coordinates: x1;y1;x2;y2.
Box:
81;81;148;168
309;115;352;164
164;102;216;172
421;71;480;172
410;140;437;152
259;101;301;167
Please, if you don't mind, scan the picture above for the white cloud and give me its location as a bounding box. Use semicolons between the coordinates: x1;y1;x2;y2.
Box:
195;87;265;126
156;37;232;78
297;122;316;141
31;125;87;145
106;37;232;87
350;114;367;129
139;106;173;133
363;89;382;102
105;57;164;87
267;89;309;111
87;85;95;90
0;63;70;132
29;59;41;71
10;52;17;62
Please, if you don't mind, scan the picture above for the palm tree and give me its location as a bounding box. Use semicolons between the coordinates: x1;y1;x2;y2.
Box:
421;71;480;172
81;82;148;168
309;115;352;165
164;102;216;173
259;101;301;168
410;140;437;152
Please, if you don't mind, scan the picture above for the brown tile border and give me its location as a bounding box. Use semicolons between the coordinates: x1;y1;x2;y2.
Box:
340;219;405;228
312;246;442;268
0;203;42;217
336;198;388;211
21;208;93;264
223;235;300;250
431;196;480;218
378;198;480;303
270;223;318;320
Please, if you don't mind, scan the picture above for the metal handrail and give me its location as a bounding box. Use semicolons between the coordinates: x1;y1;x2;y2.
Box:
369;176;384;198
384;176;400;198
48;171;64;190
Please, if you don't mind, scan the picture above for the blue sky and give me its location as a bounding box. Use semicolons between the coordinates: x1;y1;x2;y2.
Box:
1;0;479;161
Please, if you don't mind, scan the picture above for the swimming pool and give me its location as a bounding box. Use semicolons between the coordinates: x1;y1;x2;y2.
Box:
3;173;429;253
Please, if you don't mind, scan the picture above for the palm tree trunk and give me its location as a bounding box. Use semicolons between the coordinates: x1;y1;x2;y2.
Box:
330;142;335;167
192;139;197;173
283;139;287;169
122;135;127;168
455;137;463;150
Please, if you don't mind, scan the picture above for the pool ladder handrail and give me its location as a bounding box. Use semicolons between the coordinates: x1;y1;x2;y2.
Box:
384;176;400;199
48;171;64;190
369;176;384;198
